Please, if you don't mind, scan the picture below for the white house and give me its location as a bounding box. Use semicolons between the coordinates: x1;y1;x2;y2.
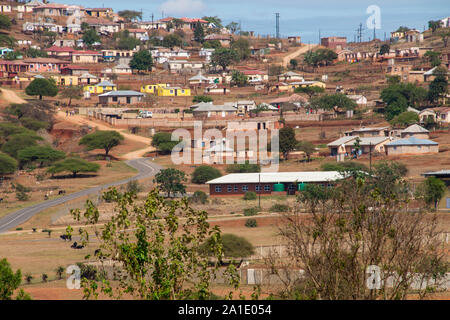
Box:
347;95;368;106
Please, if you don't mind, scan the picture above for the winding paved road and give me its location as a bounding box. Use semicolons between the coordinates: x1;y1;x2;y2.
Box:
0;158;162;233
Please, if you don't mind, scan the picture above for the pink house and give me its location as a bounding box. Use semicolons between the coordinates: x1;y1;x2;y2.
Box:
24;58;69;73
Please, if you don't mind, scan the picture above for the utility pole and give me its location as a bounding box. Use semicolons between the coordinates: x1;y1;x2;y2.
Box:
373;26;376;41
357;23;364;43
258;173;261;209
369;142;372;172
275;13;280;39
319;29;321;44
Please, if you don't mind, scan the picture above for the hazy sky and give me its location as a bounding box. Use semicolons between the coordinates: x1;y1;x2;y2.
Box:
58;0;449;43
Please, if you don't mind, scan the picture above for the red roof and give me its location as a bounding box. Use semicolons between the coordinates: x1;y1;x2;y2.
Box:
45;46;76;53
61;65;89;70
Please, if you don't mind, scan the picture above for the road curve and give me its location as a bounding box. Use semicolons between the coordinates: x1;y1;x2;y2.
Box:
0;158;162;233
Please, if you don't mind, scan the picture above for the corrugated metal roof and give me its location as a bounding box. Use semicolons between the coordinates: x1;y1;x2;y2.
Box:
206;171;344;184
402;124;429;133
386;136;438;146
98;90;144;97
327;136;357;147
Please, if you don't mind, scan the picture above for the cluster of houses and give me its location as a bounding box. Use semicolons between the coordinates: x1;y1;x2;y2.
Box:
327;124;440;160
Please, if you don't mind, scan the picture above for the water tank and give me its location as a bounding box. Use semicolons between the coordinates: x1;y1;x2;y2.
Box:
273;183;285;192
298;183;306;191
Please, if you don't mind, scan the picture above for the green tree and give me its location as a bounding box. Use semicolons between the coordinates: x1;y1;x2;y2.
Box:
129;50;153;73
304;48;337;67
69;188;238;300
231;38;250;61
279;127;297;160
17;146;65;167
201;234;254;258
60;86;83;106
226;22;239;34
1;133;43;158
190;190;208;204
211;48;239;71
193;95;213;103
55;266;65;280
296;141;316;162
379;43;390;55
0;14;11;31
79;131;124;157
424;51;441;67
294;86;324;99
310;93;357;111
202;16;223;29
389;111;419;127
0;258;23;300
320;161;369;172
153;168;187;198
118;10;142;22
428;20;441;33
19;117;48;131
192;165;222;184
47;158;100;178
428;67;448;103
25;78;58;100
82;29;101;48
194;21;205;43
231;70;248;87
289;59;298;70
0;152;17;176
422;177;446;209
440;31;450;47
162;34;182;48
380;83;428;120
0;123;33;138
202;40;222;49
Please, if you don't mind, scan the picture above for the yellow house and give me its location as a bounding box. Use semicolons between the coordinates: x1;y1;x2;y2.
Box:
291;80;326;89
51;75;80;86
140;83;169;94
84;80;117;94
157;86;191;97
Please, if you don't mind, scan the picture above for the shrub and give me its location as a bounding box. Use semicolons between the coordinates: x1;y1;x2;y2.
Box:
245;219;257;228
192;165;222;184
41;273;48;282
25;273;33;284
13;183;31;193
200;234;255;258
15;227;23;231
190;190;208;204
243;191;257;200
243;207;259;216
16;191;29;201
226;162;261;173
126;180;142;194
270;203;290;212
76;263;102;281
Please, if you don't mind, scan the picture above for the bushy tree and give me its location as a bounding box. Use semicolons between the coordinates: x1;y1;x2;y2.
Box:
25;78;58;100
60;86;83;106
129;50;153;73
289;59;298;69
226;22;239;34
47;158;100;178
379;43;390;55
310;93;357;111
201;234;254;258
69;188;239;300
0;258;22;300
17;146;65;167
321;161;369;173
19;117;48;131
192;165;222;184
428;20;441;33
380;83;428;120
0;14;11;30
194;21;205;43
226;161;261;173
423;51;441;67
231;70;248;87
203;40;221;49
427;67;448;103
153;168;186;198
279;127;298;160
231;37;250;60
211;48;239;71
1;133;43;158
192;95;213;103
162;34;182;48
389;111;419;127
296;141;316;162
294;86;324;99
151;132;179;155
79;131;124;157
0;152;17;176
304;48;337;67
118;10;142;22
82;28;101;48
421;177;446;209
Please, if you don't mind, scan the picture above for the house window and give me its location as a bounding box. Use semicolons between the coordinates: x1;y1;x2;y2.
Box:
227;185;232;192
234;185;238;192
170;90;173;94
255;185;261;191
215;186;222;193
242;185;249;192
76;56;80;61
264;185;271;192
112;97;118;102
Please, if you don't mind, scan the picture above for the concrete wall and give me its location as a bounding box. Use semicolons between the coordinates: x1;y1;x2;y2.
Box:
386;144;438;155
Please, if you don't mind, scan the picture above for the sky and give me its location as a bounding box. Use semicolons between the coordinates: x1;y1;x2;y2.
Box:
57;0;450;43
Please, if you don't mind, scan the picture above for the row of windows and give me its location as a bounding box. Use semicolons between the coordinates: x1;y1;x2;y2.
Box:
215;185;272;193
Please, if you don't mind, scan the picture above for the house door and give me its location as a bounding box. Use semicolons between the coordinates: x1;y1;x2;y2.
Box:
447;198;450;209
223;88;226;95
126;97;131;104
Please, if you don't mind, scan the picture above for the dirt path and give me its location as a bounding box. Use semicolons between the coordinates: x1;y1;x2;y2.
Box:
55;111;155;160
281;44;317;67
0;88;27;104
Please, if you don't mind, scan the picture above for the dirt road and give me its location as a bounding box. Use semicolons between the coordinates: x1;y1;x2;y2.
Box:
0;88;27;104
55;111;155;160
281;44;317;67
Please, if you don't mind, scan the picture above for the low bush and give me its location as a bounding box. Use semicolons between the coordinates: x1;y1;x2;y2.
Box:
243;192;257;200
270;203;290;212
245;219;257;228
243;207;259;216
189;190;208;204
